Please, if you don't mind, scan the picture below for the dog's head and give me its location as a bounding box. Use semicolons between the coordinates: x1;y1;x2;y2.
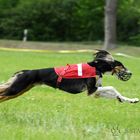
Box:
111;60;132;81
93;50;132;81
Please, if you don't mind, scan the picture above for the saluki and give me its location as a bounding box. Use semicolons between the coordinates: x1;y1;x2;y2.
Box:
0;50;139;103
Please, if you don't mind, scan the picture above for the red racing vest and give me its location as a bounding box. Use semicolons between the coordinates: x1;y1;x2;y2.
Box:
54;63;96;83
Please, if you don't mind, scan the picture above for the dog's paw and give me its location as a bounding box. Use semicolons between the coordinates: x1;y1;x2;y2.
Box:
117;96;139;103
130;98;139;103
117;96;124;103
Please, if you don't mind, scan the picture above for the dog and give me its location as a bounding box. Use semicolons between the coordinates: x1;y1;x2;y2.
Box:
0;50;139;103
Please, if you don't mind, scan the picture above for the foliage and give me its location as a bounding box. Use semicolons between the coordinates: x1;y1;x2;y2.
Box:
117;0;140;45
0;0;139;45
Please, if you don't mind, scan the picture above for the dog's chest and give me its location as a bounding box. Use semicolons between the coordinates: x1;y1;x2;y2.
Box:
96;76;102;87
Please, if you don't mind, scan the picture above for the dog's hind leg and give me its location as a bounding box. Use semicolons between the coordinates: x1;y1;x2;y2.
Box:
0;73;21;94
0;85;33;102
0;70;36;102
95;86;139;103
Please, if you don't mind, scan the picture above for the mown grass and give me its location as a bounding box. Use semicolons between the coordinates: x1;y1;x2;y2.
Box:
0;50;140;140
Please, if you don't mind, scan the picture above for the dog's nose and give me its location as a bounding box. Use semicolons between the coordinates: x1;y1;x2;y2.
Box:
128;72;132;76
129;72;132;76
126;70;132;76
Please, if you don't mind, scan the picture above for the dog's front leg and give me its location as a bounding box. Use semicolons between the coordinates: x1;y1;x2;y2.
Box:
95;86;139;103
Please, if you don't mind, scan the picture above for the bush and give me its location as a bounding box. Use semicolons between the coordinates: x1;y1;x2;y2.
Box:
0;0;104;41
0;0;139;46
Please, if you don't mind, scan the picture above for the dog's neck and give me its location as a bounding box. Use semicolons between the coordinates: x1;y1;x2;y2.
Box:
88;61;113;74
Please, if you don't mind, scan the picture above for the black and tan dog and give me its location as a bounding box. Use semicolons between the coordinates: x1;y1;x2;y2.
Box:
0;50;139;103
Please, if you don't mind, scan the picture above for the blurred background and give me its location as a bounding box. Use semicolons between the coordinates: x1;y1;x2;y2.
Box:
0;0;139;52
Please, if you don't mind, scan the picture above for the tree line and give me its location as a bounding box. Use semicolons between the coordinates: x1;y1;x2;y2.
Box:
0;0;139;45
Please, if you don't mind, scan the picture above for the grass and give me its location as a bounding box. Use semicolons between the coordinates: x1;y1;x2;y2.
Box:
0;49;140;140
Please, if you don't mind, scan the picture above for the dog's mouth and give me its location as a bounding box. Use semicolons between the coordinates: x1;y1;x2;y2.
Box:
112;67;132;81
115;70;132;81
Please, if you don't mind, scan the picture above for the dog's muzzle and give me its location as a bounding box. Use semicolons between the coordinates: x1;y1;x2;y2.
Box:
116;70;132;81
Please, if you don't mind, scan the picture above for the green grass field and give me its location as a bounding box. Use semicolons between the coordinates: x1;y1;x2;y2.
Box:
0;49;140;140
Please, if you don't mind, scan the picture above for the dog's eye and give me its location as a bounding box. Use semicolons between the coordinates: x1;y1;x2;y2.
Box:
115;66;125;72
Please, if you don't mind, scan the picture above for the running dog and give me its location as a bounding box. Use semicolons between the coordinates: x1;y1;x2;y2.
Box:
0;50;139;103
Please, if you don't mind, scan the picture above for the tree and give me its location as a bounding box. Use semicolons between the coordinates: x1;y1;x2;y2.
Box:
104;0;117;50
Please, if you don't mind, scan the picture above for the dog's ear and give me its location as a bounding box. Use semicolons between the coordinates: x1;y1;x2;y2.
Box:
93;49;100;54
93;49;110;55
93;49;114;62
